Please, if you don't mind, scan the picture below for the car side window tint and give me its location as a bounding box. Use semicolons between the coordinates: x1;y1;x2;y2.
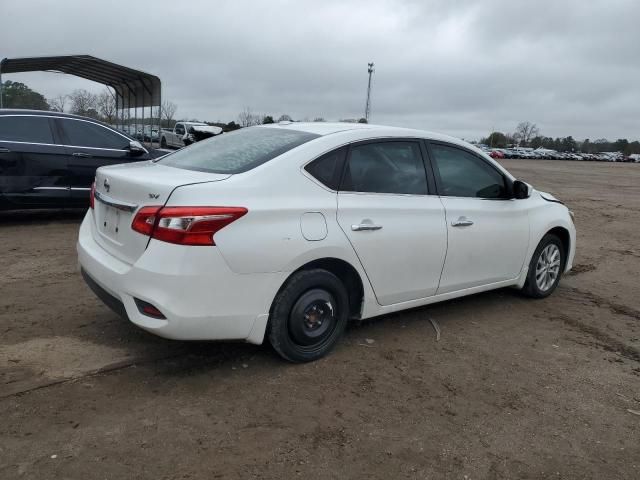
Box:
175;124;185;135
61;119;129;149
0;116;54;144
304;148;345;190
430;144;508;199
341;142;427;195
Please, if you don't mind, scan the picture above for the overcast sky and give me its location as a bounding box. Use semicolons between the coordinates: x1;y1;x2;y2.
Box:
2;0;638;140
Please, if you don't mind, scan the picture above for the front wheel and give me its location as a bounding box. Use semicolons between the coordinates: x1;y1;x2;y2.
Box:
160;137;167;148
521;234;565;298
268;269;349;362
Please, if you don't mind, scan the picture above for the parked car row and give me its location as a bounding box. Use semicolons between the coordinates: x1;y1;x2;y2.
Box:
478;146;636;162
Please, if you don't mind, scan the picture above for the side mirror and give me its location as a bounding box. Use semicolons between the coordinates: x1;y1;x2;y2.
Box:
128;141;146;156
512;180;530;199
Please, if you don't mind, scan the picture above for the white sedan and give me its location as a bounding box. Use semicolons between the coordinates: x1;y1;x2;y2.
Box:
78;122;576;362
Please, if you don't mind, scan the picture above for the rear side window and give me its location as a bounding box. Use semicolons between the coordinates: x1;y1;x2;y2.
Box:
60;119;130;149
430;143;508;199
304;147;346;190
341;142;428;195
159;127;320;174
0;116;54;144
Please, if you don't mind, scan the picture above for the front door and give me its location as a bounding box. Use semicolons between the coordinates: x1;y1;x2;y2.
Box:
337;140;447;306
174;123;186;147
428;142;530;294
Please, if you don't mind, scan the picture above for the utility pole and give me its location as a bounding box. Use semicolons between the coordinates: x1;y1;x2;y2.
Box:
364;62;374;122
0;59;4;109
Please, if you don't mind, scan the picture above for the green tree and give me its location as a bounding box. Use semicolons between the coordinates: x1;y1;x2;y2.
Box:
530;136;543;149
225;121;241;131
357;118;368;123
594;139;609;152
613;138;629;154
561;136;577;152
628;141;640;154
262;115;274;124
1;80;49;110
484;131;507;148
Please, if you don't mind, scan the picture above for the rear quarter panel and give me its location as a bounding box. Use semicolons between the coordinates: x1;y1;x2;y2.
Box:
163;135;366;276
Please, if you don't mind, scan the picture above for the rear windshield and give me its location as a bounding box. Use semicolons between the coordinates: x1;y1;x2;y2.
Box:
158;127;320;174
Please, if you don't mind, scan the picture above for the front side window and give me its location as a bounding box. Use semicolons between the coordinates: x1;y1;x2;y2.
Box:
159;127;320;174
430;143;508;199
0;116;54;144
61;119;130;149
341;142;427;195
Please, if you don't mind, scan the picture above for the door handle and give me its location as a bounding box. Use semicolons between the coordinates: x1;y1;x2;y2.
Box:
352;224;383;231
451;217;474;227
0;147;10;153
72;152;92;158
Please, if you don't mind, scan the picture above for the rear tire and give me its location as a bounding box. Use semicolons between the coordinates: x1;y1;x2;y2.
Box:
268;269;349;363
521;233;565;298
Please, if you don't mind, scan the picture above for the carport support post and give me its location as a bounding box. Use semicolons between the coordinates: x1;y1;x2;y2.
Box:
0;62;3;109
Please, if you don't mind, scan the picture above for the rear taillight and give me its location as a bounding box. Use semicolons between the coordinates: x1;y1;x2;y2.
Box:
131;206;162;236
90;182;95;209
131;206;247;246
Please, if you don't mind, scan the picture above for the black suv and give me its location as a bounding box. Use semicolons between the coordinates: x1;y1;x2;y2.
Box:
0;109;163;210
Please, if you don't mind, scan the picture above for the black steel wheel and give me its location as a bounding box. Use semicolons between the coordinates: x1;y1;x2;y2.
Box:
268;269;349;362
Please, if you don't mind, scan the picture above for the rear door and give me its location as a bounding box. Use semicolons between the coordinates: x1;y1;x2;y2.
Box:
56;117;135;206
427;142;530;294
337;140;447;305
0;114;70;207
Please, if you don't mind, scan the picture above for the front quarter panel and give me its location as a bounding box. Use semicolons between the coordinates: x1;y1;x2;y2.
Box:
521;191;576;283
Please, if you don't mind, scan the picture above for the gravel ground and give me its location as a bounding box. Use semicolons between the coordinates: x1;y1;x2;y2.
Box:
0;159;639;479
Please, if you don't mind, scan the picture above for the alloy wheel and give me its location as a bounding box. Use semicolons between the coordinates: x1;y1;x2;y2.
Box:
535;243;561;292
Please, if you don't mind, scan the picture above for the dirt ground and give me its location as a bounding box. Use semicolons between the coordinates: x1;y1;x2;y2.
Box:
1;159;639;479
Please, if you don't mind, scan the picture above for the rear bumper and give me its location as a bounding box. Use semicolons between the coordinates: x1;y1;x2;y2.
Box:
81;268;127;319
77;211;286;343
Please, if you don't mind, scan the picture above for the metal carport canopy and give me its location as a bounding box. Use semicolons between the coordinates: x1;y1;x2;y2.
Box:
0;54;161;109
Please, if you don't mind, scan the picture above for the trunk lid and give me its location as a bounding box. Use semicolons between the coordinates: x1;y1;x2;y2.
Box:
92;161;231;264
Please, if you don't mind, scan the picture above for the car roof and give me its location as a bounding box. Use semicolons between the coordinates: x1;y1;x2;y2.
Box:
0;108;100;122
0;108;135;139
259;121;476;149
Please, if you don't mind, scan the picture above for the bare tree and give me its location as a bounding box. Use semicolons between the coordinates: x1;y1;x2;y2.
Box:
96;89;117;124
277;114;292;122
161;100;178;127
47;94;68;112
69;89;99;118
514;121;540;146
238;107;262;127
313;117;325;122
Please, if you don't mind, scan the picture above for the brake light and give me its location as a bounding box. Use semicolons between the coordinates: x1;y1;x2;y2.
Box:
131;206;247;246
131;206;162;236
90;182;95;209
